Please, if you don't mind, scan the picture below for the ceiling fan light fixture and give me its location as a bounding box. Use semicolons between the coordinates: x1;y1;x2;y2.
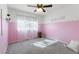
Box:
36;8;43;12
27;4;52;12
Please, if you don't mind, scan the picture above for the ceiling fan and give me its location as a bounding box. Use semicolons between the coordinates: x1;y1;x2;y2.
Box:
27;4;53;12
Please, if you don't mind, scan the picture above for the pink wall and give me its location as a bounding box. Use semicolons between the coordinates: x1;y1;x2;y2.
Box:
38;21;45;37
0;5;8;53
8;21;17;44
8;21;38;44
44;21;79;43
38;21;43;32
0;17;8;53
8;19;79;44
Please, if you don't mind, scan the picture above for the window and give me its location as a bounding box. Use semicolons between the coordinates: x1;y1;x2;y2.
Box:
16;16;38;32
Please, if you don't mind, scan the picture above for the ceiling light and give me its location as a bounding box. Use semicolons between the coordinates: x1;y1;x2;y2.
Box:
36;8;43;12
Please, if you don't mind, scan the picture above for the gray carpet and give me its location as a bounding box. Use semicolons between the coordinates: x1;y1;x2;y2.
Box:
6;38;75;54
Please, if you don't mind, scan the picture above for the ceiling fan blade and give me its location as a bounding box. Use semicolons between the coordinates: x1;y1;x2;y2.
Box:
43;4;52;8
27;5;37;7
42;9;46;12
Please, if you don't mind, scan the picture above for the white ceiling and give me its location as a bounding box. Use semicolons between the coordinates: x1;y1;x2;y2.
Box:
7;4;70;16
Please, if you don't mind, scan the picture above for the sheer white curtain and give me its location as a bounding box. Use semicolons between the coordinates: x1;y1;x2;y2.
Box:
16;15;38;32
